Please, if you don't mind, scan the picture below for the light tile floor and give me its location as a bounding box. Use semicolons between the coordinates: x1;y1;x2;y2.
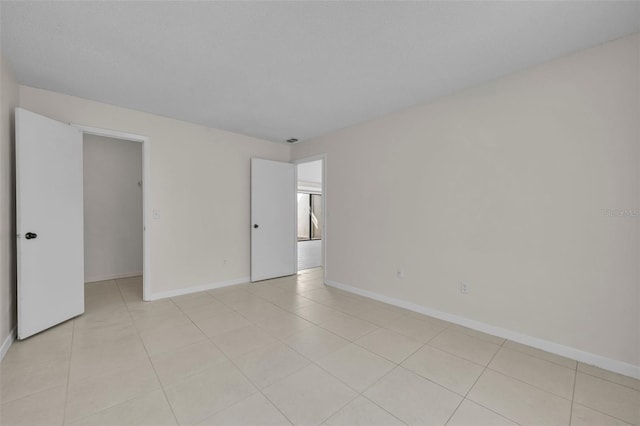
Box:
1;268;639;425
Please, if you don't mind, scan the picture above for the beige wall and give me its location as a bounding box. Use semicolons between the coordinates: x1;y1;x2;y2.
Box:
292;34;640;369
19;86;290;297
0;52;19;349
84;134;143;282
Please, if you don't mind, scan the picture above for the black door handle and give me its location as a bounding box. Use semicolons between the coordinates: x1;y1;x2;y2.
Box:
25;232;37;240
253;224;259;229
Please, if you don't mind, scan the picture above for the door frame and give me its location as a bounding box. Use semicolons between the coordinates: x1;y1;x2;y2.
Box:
293;154;327;281
71;124;152;301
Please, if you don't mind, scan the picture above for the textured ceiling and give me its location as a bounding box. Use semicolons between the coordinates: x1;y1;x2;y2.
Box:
2;1;639;143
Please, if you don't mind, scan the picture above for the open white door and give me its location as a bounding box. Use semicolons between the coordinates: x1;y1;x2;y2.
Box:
16;108;84;339
251;158;296;282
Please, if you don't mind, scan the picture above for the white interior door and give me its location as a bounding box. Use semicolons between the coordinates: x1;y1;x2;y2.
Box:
16;108;84;339
251;158;296;282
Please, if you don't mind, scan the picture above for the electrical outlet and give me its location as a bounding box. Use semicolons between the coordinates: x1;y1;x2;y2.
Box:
460;282;470;294
396;268;404;279
152;210;160;220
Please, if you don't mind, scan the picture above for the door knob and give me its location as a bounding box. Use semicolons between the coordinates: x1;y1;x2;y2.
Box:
253;224;259;229
25;232;37;240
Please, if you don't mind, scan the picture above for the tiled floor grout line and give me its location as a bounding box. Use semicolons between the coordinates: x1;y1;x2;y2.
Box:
442;394;466;424
213;278;382;349
355;394;409;426
208;277;523;426
219;353;296;425
293;300;421;339
480;365;574;403
63;281;162;425
568;363;578;426
228;281;407;351
351;335;438;424
421;340;497;369
443;338;522;426
332;328;453;426
213;291;363;391
391;326;486;399
248;276;364;424
349;334;420;365
207;362;297;426
317;393;377;426
212;334;298;425
574;369;640;392
116;278;182;426
438;340;575;401
172;290;301;425
451;347;636;426
315;320;380;342
351;365;412;425
501;345;577;370
208;282;414;425
167;294;250;424
60;317;76;425
569;401;636;426
566;348;637;426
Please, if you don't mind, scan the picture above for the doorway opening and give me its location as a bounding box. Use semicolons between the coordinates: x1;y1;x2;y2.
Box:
74;125;151;301
296;158;324;272
83;134;142;285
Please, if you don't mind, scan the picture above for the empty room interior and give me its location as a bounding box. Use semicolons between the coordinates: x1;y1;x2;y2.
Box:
0;2;639;425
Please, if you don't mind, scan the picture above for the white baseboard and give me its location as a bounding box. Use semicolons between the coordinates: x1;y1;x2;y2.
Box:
326;279;640;380
0;327;16;361
148;276;250;300
85;271;143;283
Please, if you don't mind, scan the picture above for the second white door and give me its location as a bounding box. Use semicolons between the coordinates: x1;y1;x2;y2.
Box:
251;158;296;282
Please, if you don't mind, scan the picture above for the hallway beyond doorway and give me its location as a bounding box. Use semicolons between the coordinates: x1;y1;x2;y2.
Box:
298;240;321;271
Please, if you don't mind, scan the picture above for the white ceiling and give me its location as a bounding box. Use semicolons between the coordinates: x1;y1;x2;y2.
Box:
2;1;639;143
